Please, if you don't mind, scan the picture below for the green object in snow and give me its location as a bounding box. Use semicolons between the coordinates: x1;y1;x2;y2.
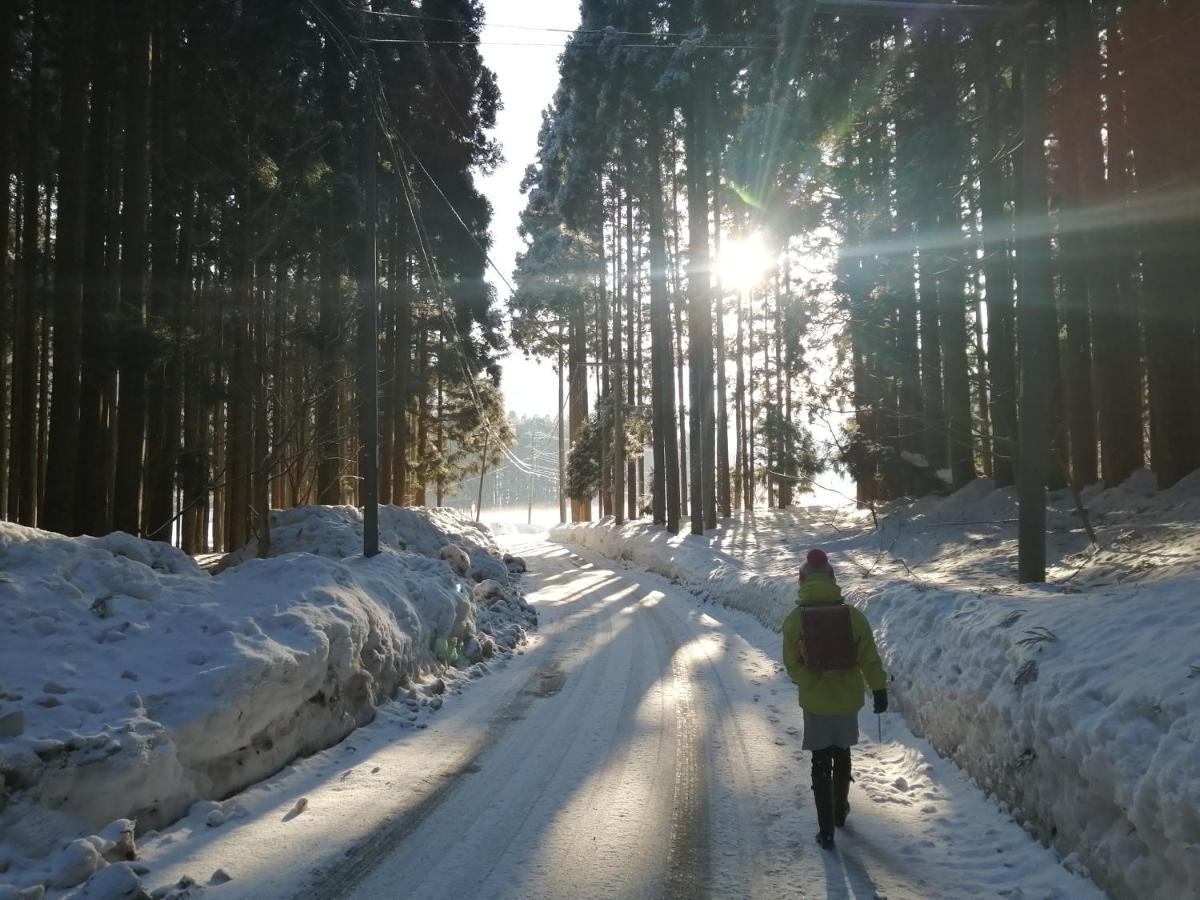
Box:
434;636;450;663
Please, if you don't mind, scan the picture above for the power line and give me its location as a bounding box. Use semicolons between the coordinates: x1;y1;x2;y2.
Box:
362;8;776;39
363;37;776;51
303;2;519;487
812;0;1029;19
360;52;559;484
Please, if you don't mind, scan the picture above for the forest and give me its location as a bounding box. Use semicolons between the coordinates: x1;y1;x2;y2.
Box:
2;0;1199;583
0;0;510;556
511;0;1199;580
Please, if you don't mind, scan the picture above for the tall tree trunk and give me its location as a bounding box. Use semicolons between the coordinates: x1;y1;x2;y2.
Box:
891;79;927;497
224;190;253;552
113;3;152;535
912;29;947;476
1124;3;1196;487
1055;4;1099;489
379;216;395;505
9;7;41;525
978;33;1018;489
735;291;747;510
101;122;123;528
711;164;731;518
684;93;715;533
253;257;271;558
938;179;975;489
747;286;758;510
596;182;610;518
43;1;90;534
412;325;430;505
36;283;49;514
972;284;993;479
1096;18;1144;484
394;210;412;504
0;0;15;516
612;188;625;525
558;332;566;523
773;275;787;507
76;0;116;535
144;5;181;540
270;261;287;511
626;187;638;519
647;121;679;532
316;19;346;505
673;277;688;519
1017;16;1053;583
568;299;590;522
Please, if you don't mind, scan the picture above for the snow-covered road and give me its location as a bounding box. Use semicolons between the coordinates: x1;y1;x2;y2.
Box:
137;538;1100;899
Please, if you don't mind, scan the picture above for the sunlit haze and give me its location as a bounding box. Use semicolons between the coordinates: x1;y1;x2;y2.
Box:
718;231;776;294
479;0;581;420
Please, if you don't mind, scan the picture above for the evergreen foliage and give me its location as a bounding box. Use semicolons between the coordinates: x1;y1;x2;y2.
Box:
0;0;510;550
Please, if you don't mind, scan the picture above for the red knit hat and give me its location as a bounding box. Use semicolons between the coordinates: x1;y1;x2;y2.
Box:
806;548;829;568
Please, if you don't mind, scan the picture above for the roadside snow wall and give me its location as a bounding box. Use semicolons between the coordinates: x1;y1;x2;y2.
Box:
0;506;534;892
551;474;1200;900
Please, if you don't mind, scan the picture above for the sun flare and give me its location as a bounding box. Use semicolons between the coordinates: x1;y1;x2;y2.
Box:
717;232;775;293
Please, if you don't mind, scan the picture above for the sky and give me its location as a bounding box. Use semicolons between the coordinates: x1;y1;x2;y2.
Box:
474;2;856;506
478;0;581;421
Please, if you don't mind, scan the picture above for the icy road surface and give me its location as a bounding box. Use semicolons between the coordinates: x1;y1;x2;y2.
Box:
138;539;1100;899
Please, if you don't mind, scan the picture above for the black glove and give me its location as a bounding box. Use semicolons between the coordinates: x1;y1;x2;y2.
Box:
873;688;888;714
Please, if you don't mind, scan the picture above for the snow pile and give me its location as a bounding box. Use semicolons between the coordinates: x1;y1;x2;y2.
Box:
0;507;534;896
552;473;1200;900
218;505;515;580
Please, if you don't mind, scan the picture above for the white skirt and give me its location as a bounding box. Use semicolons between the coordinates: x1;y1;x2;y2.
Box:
802;710;859;750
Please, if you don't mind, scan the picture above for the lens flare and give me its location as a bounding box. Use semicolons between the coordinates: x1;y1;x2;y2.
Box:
718;232;775;292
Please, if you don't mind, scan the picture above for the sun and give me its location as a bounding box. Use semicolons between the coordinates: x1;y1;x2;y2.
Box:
717;232;775;293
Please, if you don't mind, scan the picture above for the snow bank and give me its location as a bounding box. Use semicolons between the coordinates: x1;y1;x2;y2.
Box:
0;507;535;895
552;474;1200;900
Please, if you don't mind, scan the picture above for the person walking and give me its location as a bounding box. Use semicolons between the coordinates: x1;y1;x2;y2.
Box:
782;548;888;850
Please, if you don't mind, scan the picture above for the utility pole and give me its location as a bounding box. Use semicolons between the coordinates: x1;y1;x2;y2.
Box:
475;428;490;523
359;45;379;558
557;332;567;524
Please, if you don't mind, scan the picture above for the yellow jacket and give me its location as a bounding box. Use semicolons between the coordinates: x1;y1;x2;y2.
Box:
781;573;887;715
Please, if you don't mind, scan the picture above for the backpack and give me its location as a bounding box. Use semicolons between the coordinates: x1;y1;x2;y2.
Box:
801;605;857;673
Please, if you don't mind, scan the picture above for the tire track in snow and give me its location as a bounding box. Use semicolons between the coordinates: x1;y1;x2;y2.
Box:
645;602;713;900
298;653;574;899
298;555;603;900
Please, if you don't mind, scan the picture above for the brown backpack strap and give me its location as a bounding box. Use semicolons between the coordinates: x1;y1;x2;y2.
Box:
800;605;856;673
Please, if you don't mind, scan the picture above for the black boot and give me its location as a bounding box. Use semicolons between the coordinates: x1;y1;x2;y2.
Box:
811;750;836;849
833;747;852;827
